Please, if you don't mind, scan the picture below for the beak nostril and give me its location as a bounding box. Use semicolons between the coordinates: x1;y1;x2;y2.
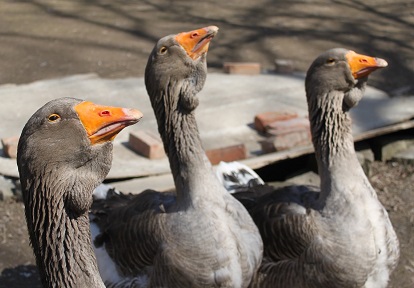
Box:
191;32;199;38
360;59;368;63
99;110;111;117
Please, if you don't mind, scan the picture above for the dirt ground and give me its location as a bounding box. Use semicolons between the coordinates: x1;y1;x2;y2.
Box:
0;1;413;287
0;161;413;287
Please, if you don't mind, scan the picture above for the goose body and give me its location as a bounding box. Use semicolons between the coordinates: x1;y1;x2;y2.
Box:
225;49;399;288
91;26;262;287
17;98;142;288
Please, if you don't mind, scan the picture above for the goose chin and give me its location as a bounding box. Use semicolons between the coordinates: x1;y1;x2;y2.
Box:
89;122;130;144
355;67;379;78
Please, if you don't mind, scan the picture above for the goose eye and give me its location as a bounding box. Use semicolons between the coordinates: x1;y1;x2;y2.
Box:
48;113;61;122
326;58;335;64
159;46;168;54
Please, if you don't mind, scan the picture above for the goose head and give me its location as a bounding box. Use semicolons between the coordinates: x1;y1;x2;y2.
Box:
145;26;218;112
17;97;142;287
305;48;388;110
18;97;143;215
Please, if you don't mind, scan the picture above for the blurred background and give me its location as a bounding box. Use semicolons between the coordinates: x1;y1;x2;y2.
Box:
1;0;413;95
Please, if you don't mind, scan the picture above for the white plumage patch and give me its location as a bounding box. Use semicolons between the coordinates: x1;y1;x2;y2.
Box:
93;183;120;200
215;161;264;193
90;187;149;288
90;222;124;285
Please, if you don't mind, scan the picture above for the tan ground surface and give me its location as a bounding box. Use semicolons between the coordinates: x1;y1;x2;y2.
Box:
1;0;414;94
0;1;413;287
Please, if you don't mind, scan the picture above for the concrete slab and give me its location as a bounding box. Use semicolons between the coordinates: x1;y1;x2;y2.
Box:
392;146;414;165
1;73;414;180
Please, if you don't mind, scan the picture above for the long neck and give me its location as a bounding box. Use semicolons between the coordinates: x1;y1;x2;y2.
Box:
308;90;367;204
153;79;222;208
23;177;104;288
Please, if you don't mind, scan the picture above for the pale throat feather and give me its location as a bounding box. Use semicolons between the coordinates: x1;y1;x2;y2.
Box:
309;90;366;206
309;90;355;166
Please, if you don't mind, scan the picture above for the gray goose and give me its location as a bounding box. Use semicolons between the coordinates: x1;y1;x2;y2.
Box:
90;26;263;287
17;97;142;288
228;49;399;287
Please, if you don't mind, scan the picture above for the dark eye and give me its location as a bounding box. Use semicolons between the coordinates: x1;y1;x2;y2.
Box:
48;113;61;122
326;58;335;64
159;46;168;54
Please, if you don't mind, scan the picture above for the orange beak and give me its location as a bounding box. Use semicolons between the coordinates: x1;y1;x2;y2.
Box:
345;50;388;79
74;101;143;145
174;26;219;60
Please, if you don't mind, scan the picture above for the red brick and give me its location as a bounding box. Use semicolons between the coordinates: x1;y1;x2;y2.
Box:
1;136;19;159
266;117;310;136
254;111;298;133
223;62;261;75
261;129;312;153
206;144;247;165
260;117;312;153
128;130;165;159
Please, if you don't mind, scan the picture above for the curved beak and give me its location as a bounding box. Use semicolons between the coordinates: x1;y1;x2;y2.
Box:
175;26;219;60
345;50;388;79
74;101;143;145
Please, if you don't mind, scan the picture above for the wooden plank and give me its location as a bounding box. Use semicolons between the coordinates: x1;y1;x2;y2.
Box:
1;74;414;180
241;145;314;170
105;119;414;192
241;119;414;170
353;119;414;142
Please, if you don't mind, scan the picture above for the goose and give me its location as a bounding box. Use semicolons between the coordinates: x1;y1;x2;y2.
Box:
17;97;142;288
218;49;400;288
90;26;263;287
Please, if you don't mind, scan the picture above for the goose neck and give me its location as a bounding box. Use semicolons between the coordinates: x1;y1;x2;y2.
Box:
308;91;355;164
153;87;220;208
24;179;104;288
309;90;365;202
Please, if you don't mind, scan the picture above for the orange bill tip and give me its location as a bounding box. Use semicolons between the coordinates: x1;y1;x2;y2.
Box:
74;101;143;145
345;50;388;79
174;26;219;60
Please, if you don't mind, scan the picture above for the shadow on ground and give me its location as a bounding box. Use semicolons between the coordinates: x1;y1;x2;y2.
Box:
1;0;413;94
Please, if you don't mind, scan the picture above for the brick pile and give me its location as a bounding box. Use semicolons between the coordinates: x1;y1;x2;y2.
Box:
254;111;312;153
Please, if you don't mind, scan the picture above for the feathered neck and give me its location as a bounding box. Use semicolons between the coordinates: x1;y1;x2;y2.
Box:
149;76;222;209
307;89;355;165
19;150;110;288
307;85;369;205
